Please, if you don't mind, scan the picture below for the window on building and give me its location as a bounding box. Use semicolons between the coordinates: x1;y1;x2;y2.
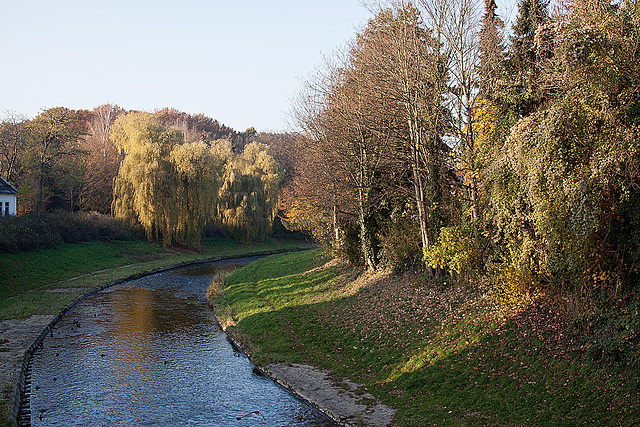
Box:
4;202;8;216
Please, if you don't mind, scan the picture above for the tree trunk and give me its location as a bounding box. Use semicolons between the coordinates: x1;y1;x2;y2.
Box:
332;204;341;253
411;150;434;276
409;125;430;250
358;185;376;272
466;107;480;222
36;174;44;217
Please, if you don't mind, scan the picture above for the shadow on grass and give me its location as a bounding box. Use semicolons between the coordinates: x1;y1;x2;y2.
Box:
221;250;640;427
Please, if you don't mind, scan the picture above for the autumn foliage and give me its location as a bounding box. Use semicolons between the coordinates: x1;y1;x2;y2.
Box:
1;107;284;250
285;0;640;362
108;111;283;248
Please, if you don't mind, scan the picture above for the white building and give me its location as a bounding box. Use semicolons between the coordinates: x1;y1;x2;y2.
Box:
0;176;17;216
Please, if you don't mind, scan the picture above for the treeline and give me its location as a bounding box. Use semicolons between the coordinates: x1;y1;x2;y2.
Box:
287;0;640;308
0;105;287;248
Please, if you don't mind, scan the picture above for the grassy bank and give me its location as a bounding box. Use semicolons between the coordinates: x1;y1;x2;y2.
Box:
214;249;640;426
0;237;307;320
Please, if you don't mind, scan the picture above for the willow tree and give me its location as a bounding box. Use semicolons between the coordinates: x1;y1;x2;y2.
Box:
216;142;282;244
112;112;181;244
112;112;223;248
170;142;221;248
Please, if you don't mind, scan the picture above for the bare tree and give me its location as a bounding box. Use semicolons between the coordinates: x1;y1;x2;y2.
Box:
79;104;124;213
0;112;27;182
88;104;122;159
417;0;484;221
356;3;453;271
293;46;395;270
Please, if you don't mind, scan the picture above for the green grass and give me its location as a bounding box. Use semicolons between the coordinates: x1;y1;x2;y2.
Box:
0;234;310;427
216;249;640;426
0;240;162;298
0;236;309;320
0;291;82;319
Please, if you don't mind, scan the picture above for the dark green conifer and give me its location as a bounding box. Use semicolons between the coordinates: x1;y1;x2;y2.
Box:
478;0;504;100
501;0;548;116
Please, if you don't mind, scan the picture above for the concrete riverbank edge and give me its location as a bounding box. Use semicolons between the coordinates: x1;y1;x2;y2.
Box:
222;321;396;427
9;246;315;427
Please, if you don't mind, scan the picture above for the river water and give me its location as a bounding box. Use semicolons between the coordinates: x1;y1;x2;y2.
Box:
28;258;335;426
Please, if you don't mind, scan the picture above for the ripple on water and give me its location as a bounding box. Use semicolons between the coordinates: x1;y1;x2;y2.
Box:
29;261;335;426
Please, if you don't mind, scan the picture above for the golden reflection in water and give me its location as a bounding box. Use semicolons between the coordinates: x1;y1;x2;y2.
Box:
103;284;203;390
29;263;337;426
108;286;157;383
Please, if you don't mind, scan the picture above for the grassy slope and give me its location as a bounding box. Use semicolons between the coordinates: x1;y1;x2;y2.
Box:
217;249;640;426
0;237;306;320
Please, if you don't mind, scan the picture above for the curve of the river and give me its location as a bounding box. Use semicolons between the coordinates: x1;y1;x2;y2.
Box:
28;257;335;426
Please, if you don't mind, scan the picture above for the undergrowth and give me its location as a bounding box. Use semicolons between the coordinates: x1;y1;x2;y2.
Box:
0;210;140;253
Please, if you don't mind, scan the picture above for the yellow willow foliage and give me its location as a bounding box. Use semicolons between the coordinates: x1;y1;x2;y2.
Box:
113;113;282;247
169;142;222;249
112;112;225;248
241;142;281;214
216;142;282;243
112;112;182;243
111;112;169;155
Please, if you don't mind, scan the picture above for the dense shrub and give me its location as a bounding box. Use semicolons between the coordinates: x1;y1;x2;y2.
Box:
572;296;640;373
423;225;477;276
378;211;422;273
488;258;540;307
270;216;309;241
0;211;141;253
340;222;364;266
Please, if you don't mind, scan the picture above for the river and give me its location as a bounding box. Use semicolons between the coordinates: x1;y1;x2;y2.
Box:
27;257;335;426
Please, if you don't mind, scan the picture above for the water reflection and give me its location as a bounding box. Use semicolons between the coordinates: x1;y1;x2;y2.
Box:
29;259;334;426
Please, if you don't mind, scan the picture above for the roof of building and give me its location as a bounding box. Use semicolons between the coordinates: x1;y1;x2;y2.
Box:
0;176;18;194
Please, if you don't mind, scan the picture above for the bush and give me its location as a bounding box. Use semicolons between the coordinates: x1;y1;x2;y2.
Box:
270;216;309;241
572;295;640;373
340;221;364;266
488;257;540;307
424;226;474;275
378;212;422;272
0;211;141;253
423;224;485;278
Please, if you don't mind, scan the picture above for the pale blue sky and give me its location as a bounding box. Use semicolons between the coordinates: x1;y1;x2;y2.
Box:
0;0;372;132
0;0;516;132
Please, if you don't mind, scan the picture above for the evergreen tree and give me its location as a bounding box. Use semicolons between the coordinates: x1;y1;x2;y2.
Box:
501;0;548;116
478;0;505;100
